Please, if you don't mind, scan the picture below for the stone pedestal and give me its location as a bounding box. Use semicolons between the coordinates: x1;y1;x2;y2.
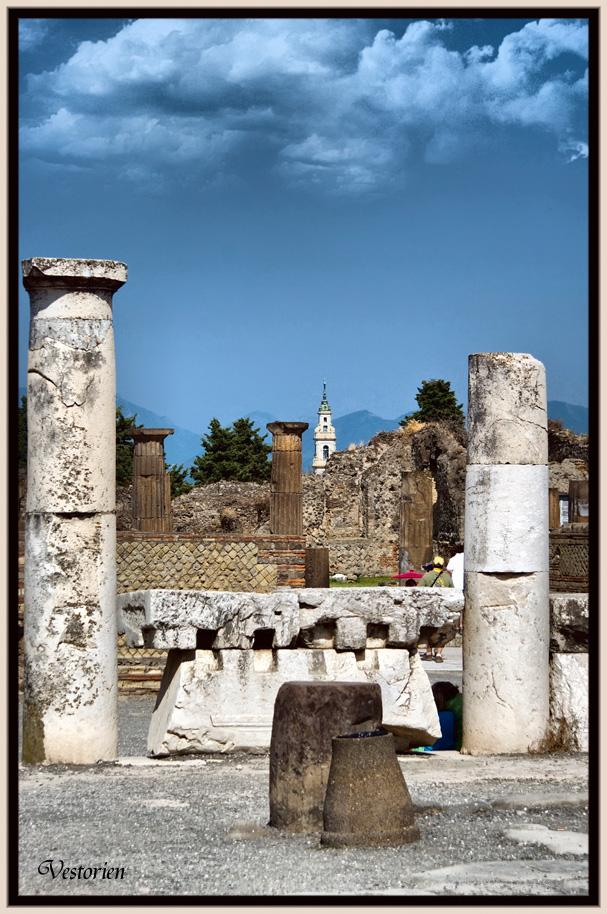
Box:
269;681;382;832
463;353;550;754
305;547;330;587
145;646;440;756
321;731;420;847
117;587;461;756
128;428;174;532
267;422;308;535
22;257;126;764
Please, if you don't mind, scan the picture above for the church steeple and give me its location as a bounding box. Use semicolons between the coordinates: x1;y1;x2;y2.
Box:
312;379;336;474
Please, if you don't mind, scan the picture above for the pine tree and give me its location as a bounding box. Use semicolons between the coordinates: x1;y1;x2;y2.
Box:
399;379;465;427
230;418;272;482
116;406;143;486
166;463;194;498
190;417;271;485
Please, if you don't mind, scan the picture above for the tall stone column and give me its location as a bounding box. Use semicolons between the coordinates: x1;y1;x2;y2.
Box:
267;422;308;535
128;428;174;532
463;353;550;754
22;257;126;764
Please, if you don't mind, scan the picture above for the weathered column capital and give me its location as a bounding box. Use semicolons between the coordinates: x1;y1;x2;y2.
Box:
22;257;127;292
267;422;308;453
127;428;174;443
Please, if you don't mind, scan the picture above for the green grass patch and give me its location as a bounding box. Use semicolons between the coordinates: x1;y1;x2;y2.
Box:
330;575;396;588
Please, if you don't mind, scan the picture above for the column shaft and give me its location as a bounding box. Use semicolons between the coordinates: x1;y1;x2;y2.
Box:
128;429;174;532
22;257;126;764
267;422;308;536
463;353;550;754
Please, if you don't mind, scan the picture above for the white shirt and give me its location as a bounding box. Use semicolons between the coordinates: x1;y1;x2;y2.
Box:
447;552;464;590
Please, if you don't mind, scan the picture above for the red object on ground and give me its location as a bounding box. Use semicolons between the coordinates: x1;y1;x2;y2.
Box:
391;572;423;580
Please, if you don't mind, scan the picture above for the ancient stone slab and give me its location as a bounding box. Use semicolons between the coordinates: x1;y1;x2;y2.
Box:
467;353;547;466
550;594;589;653
146;647;440;756
462;570;550;754
118;589;301;650
297;587;463;649
334;616;367;651
465;465;549;572
504;824;588;856
382;650;443;751
549;653;588;751
269;681;383;832
118;587;463;651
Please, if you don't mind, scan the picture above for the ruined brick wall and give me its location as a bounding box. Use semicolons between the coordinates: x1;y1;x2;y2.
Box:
549;526;589;593
117;532;305;593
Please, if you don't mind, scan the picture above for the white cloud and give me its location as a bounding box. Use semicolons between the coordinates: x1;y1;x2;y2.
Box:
19;19;49;51
20;17;589;193
560;139;589;162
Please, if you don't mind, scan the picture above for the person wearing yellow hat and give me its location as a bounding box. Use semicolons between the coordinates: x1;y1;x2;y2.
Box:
418;556;454;663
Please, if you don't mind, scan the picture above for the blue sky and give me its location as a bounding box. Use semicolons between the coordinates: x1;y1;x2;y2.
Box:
17;14;590;436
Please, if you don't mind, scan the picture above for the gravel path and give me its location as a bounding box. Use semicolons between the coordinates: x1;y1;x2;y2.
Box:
17;696;591;899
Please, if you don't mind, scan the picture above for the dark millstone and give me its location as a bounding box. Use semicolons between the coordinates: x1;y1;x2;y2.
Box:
269;681;382;833
321;730;420;848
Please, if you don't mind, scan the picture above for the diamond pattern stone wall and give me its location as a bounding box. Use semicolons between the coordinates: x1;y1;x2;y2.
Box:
549;530;589;593
117;532;306;593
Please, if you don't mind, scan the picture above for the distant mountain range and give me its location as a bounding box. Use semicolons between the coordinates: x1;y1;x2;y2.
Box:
18;388;588;473
545;401;589;437
116;396;202;469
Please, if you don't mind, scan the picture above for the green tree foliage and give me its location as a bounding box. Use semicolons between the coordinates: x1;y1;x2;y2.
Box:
231;417;273;482
166;463;194;498
116;406;143;486
190;417;272;485
18;396;28;469
399;379;465;428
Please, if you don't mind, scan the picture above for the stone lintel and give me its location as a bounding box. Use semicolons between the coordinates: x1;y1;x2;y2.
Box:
22;257;127;292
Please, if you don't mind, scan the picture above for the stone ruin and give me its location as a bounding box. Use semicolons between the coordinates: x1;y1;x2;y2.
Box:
20;255;589;766
116;417;588;584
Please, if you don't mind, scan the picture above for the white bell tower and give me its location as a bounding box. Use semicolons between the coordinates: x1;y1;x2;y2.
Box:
312;380;336;474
